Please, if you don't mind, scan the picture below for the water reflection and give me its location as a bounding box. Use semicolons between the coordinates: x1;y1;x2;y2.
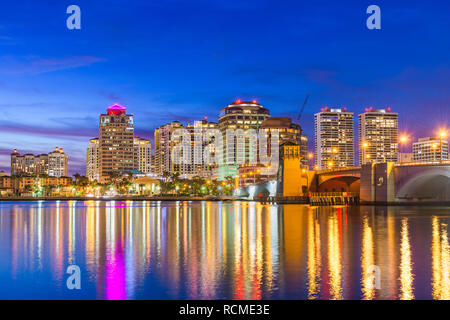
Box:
432;216;450;300
0;201;449;300
399;218;414;300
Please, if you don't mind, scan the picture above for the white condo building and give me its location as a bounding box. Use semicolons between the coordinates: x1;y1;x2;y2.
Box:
413;137;449;162
359;107;398;164
315;107;354;169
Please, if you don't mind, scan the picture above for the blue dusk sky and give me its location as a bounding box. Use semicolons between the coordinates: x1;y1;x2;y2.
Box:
0;0;449;175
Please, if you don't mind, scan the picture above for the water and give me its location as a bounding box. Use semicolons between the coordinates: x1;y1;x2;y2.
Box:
0;201;448;300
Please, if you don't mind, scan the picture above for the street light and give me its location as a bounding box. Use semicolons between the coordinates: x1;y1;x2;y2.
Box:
362;142;369;165
399;135;408;164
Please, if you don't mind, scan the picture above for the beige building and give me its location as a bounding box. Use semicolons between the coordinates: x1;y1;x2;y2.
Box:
261;117;308;167
98;104;135;182
134;137;152;175
48;147;69;177
315;107;354;169
86;138;100;181
88;104;153;182
11;148;68;177
154;119;218;179
359;107;398;164
399;153;414;163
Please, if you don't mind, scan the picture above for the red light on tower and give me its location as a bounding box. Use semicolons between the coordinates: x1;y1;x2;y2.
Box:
107;103;126;115
235;99;242;104
252;99;258;104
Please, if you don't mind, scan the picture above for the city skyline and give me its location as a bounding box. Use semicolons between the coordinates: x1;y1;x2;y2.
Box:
3;101;449;176
0;1;449;175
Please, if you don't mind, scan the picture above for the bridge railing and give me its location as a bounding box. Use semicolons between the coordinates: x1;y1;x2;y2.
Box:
309;192;359;197
316;167;361;174
395;160;450;166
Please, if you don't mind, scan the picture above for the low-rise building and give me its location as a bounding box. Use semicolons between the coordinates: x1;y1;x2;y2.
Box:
413;137;449;162
0;176;13;196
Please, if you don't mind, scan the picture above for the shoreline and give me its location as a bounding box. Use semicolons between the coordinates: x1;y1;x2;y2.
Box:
0;196;449;206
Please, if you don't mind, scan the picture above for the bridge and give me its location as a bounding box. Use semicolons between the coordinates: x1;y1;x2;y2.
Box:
235;161;450;204
314;161;450;204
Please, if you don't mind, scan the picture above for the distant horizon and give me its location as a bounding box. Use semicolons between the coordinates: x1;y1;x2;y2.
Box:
0;0;448;175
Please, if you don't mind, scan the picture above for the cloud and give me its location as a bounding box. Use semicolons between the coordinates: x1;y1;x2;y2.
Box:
0;147;13;156
0;121;97;138
0;55;104;75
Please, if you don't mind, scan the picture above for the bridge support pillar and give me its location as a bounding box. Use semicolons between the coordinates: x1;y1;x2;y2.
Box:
360;163;395;203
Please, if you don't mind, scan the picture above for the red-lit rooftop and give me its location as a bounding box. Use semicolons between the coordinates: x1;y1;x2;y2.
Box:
107;103;126;115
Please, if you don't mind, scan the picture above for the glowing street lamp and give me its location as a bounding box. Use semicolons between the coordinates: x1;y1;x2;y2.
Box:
399;135;408;163
362;142;369;165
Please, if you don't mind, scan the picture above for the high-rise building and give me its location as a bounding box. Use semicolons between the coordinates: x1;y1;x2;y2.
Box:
98;104;135;182
11;148;68;177
154;121;183;177
134;137;151;174
86;138;99;181
413;137;449;162
315;107;354;169
359;107;398;164
217;100;270;179
154;119;218;179
48;147;68;177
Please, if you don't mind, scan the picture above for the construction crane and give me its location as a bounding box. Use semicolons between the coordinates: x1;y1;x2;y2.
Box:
295;92;310;126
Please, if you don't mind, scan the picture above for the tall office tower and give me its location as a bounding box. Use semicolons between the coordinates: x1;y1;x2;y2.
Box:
315;107;354;169
413;137;449;162
359;107;398;164
134;137;152;174
154;119;218;178
217;100;270;180
48;147;68;177
86;138;99;181
98;104;135;182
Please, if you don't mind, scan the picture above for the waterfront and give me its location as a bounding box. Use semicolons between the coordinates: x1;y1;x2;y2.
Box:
0;201;449;300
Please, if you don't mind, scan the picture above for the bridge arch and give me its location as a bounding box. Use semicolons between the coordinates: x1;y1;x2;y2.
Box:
318;176;360;193
396;167;450;201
